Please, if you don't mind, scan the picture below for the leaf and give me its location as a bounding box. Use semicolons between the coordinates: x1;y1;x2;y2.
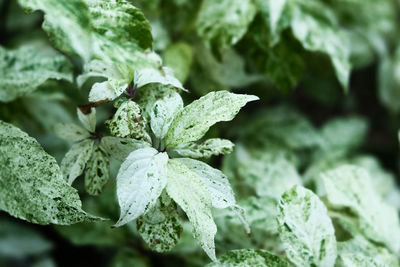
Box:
171;138;234;159
277;185;337;267
0;121;99;225
137;193;183;252
18;0;158;102
84;144;110;196
149;91;183;139
176;158;236;210
320;117;368;153
101;136;150;162
52;123;91;142
196;0;257;51
0;43;73;102
290;2;351;90
134;66;185;91
115;147;168;227
337;235;399;267
235;145;301;199
166;159;217;261
61;139;94;185
163;42;194;83
105;100;148;140
165;91;258;147
320;165;400;254
77;107;96;133
206;249;290;267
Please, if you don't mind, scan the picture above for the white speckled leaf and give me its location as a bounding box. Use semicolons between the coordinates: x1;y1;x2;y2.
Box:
0;43;73;102
166;159;217;261
197;0;257;50
172;138;234;159
291;4;351;90
236;145;301;200
101;136;150;162
337;235;399;267
0;121;99;225
150;91;183;139
320;165;400;254
105;100;148;141
84;144;110;196
53;123;90;142
206;249;290;267
165;91;258;147
176;158;236;210
137;193;182;252
61;139;95;185
115;148;168;227
277;185;337;267
77;107;96;133
18;0;157;102
134;67;185;90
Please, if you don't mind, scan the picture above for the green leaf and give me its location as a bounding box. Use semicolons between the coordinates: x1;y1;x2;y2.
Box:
163;42;194;83
165;91;258;147
290;2;351;90
61;139;95;185
149;91;183;139
77;107;96;133
0;43;73;102
115;147;168;227
18;0;157;102
105;100;149;140
196;0;257;51
84;144;110;196
166;159;217;261
52;123;91;142
235;145;301;199
277;185;337;267
0;121;99;225
321;165;400;253
171;138;234;159
207;249;290;267
0;42;73;102
101;136;150;162
137;193;183;252
320;117;368;153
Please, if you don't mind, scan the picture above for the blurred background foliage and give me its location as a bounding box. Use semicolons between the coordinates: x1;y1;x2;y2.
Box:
1;0;400;266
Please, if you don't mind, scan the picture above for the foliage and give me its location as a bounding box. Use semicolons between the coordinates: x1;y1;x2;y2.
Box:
1;0;400;266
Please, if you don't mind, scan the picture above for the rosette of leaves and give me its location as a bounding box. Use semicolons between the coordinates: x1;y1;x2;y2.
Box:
103;87;258;260
53;107;110;196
